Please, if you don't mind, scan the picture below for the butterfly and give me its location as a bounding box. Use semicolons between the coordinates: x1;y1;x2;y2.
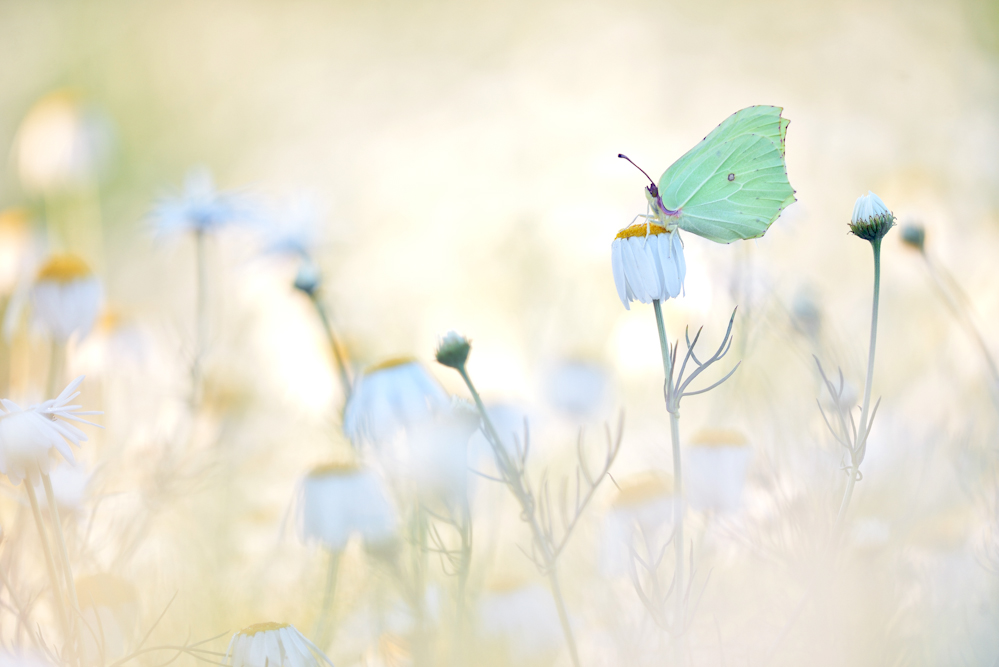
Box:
620;105;796;244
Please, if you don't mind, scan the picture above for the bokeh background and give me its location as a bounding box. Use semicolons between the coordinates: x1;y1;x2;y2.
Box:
1;0;998;665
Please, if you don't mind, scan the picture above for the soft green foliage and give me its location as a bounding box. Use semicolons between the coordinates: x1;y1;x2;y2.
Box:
658;106;796;244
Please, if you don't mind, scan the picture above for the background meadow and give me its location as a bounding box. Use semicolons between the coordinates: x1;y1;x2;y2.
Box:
0;0;998;665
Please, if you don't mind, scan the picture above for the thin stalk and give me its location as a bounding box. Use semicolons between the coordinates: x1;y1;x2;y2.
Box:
47;340;64;399
310;294;352;403
836;238;881;525
456;366;582;667
42;473;79;614
24;480;71;641
922;252;999;393
654;299;685;664
312;550;341;646
191;229;208;401
450;498;472;667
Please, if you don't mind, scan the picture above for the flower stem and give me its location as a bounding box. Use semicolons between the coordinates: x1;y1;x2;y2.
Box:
191;229;208;402
47;340;64;399
313;550;341;647
42;473;79;614
309;294;352;404
24;479;71;641
456;366;582;667
653;299;685;662
836;237;882;526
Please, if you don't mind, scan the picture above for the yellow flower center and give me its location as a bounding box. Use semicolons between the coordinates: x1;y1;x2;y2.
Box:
238;622;289;636
689;429;748;448
307;461;359;477
366;356;417;373
36;253;92;283
615;223;669;240
612;473;674;508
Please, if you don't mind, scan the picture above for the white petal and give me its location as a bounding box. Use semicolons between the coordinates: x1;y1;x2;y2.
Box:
610;240;629;308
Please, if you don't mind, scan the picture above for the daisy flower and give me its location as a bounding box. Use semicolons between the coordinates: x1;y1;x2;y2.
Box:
0;376;101;485
300;463;398;552
610;224;685;310
31;253;102;342
225;623;334;667
150;168;252;236
684;429;753;513
343;358;449;447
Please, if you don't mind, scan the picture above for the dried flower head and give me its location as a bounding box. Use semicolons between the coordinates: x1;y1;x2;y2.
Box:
435;331;471;370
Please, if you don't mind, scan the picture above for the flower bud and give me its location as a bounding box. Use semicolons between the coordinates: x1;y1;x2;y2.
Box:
293;259;321;296
849;191;895;242
900;223;925;252
435;330;471;370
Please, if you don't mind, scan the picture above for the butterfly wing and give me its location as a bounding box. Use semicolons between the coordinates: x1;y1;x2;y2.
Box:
657;106;794;244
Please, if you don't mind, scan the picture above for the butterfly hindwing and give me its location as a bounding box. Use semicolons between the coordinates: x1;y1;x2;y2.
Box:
656;106;794;243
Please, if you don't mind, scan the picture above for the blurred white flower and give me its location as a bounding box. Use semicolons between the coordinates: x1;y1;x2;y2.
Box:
300;463;398;551
72;308;151;377
343;358;449;447
260;196;322;259
32;461;89;512
0;650;50;667
29;253;102;342
544;359;610;420
600;472;676;576
75;573;139;663
0;209;36;295
467;402;533;472
403;397;479;498
0;376;100;485
684;429;753;513
479;580;564;661
150;168;252;236
611;225;685;310
14;91;111;193
226;623;333;667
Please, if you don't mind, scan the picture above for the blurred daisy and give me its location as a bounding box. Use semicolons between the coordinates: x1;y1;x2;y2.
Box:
478;579;564;662
611;225;685;310
75;573;139;663
600;472;676;576
32;461;89;513
684;429;753;513
150;168;252;236
0;651;51;667
226;623;333;667
14;91;111;193
0;209;35;294
259;196;322;259
72;308;151;376
403;397;479;499
0;376;100;485
300;463;398;551
343;358;448;447
30;253;102;342
544;359;610;420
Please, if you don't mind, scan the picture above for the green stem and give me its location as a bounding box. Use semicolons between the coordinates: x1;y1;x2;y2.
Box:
836;237;881;526
25;479;71;642
310;294;353;404
456;366;581;667
653;300;685;662
450;498;472;667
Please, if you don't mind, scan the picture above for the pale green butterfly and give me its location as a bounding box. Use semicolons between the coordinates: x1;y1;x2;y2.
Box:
620;105;795;244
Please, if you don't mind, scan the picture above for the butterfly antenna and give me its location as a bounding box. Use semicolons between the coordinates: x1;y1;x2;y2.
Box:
618;154;655;186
